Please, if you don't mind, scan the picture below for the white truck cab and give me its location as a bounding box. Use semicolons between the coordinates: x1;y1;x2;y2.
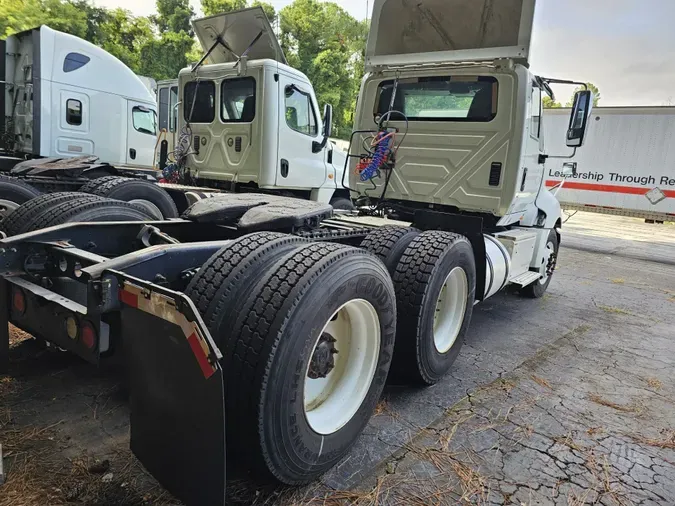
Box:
163;8;351;207
1;26;158;168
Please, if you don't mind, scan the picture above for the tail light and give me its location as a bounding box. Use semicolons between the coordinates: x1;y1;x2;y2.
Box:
12;287;26;315
80;320;97;350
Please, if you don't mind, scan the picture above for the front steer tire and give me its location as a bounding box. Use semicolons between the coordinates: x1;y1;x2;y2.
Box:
520;229;559;299
221;242;396;484
391;231;476;386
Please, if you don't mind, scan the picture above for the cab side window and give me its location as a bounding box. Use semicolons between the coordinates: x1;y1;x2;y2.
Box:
66;99;82;125
184;81;216;123
531;85;542;139
284;86;318;136
158;88;169;131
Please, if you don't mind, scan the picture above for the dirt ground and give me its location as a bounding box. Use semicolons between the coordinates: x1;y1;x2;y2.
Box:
1;213;674;505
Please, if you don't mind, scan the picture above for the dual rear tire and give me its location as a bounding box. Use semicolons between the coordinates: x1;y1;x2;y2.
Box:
186;235;396;484
186;228;476;484
362;229;477;385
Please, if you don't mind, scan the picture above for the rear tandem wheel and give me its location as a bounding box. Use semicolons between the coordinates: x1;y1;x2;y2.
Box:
391;231;477;386
188;238;396;484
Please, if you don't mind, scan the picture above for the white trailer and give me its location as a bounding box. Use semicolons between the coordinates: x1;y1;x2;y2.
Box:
544;107;675;221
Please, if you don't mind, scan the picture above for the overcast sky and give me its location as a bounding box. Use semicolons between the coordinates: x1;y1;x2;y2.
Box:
93;0;675;106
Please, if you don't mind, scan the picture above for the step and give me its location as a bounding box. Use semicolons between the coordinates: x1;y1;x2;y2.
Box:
509;271;542;287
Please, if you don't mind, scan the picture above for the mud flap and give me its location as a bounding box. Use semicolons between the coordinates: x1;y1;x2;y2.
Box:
116;276;225;506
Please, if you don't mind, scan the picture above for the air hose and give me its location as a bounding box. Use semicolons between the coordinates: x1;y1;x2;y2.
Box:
359;132;394;182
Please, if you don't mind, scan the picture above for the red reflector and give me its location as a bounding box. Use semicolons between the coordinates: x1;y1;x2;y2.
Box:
12;288;26;314
80;321;97;350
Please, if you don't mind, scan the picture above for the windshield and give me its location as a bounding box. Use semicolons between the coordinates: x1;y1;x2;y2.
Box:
375;76;499;122
132;106;157;135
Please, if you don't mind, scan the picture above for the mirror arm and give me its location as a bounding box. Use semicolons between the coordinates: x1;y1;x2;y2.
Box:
312;137;328;154
538;77;588;89
544;148;578;161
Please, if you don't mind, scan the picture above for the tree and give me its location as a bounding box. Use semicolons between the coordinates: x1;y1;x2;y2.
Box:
567;83;601;107
96;9;154;72
201;0;247;16
251;1;276;24
279;0;367;138
139;31;194;80
153;0;194;35
146;0;195;78
543;96;562;109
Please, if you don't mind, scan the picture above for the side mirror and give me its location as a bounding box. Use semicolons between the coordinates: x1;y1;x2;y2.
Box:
566;90;593;148
322;104;333;138
312;104;333;153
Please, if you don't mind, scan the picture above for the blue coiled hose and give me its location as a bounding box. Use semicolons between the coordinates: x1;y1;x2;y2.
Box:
360;133;393;182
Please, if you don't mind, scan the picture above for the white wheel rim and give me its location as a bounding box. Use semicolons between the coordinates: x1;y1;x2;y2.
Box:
539;241;556;284
433;267;468;354
0;199;20;224
304;299;381;435
129;199;163;219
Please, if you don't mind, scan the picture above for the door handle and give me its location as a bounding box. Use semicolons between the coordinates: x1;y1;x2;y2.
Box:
281;159;289;178
129;148;136;160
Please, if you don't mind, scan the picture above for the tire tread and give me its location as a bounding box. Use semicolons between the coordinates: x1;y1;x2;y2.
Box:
24;197;153;232
4;192;102;236
227;242;355;481
392;231;470;384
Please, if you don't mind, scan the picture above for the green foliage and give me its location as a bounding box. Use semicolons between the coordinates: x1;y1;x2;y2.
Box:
153;0;194;35
201;0;247;17
251;1;276;23
566;83;601;107
1;0;196;80
279;0;367;138
97;9;154;72
543;96;562;109
139;31;194;80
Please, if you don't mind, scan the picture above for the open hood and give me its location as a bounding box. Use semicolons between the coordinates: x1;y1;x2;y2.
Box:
192;7;286;65
365;0;536;70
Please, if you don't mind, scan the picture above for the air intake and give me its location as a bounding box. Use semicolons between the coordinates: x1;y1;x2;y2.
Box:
489;162;502;186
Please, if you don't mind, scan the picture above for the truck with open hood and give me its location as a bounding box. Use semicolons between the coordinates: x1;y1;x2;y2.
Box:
0;1;594;505
155;7;352;209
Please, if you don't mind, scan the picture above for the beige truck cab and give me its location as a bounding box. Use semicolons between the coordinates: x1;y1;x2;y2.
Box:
350;0;593;297
158;7;352;209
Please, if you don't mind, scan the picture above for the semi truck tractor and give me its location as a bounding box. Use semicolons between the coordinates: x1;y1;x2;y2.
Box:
1;25;158;168
0;1;593;504
154;7;353;209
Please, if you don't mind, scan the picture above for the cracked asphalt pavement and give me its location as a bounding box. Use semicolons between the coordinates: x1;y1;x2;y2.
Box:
1;213;674;505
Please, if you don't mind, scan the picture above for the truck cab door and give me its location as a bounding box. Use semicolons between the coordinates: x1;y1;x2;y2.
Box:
156;83;178;167
275;75;328;190
511;82;545;216
126;101;158;168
